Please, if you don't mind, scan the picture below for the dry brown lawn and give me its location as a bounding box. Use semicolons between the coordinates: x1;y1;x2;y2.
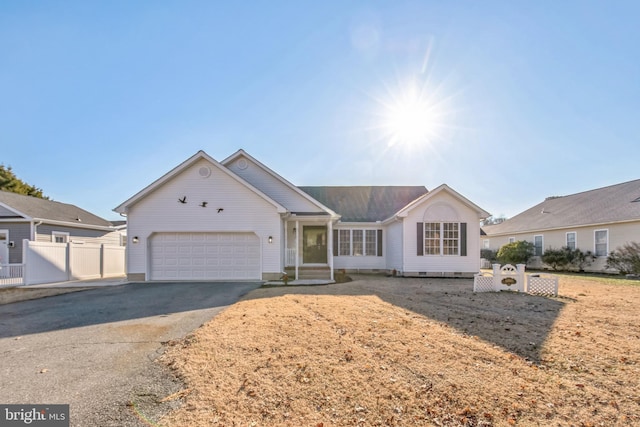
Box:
160;274;640;426
0;287;89;305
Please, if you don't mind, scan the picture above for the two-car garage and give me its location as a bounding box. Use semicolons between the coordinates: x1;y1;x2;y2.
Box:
149;232;261;281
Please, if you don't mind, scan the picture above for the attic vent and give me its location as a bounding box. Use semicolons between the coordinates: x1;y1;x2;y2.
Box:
237;158;248;170
198;166;211;178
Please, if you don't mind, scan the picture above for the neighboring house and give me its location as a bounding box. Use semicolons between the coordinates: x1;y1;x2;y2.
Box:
0;190;125;265
115;149;489;282
482;179;640;272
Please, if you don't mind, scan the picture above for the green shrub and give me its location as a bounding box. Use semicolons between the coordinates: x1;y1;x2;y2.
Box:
542;247;594;271
541;248;570;270
497;240;534;265
480;248;497;263
606;242;640;275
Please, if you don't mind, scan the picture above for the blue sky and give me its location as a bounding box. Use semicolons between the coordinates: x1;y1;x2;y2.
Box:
2;1;639;221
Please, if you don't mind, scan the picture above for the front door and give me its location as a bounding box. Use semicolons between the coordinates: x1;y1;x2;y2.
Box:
303;226;327;264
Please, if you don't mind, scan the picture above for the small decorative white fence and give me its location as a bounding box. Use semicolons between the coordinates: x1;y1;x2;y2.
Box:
474;264;559;296
0;264;25;287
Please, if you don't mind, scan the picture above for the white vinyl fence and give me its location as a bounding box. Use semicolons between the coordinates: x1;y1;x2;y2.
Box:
0;264;25;287
474;263;559;296
21;240;126;286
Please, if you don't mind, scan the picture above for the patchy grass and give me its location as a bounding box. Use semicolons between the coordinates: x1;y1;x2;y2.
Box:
0;287;89;305
160;275;640;426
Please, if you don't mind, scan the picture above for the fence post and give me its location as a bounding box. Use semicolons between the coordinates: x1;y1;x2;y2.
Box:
516;264;526;292
67;242;72;281
22;239;29;285
100;244;105;278
492;263;501;291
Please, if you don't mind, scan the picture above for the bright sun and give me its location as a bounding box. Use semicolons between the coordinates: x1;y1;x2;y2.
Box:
380;80;442;148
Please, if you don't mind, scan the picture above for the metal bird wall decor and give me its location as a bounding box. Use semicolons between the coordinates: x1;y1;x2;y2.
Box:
178;196;187;204
200;202;208;207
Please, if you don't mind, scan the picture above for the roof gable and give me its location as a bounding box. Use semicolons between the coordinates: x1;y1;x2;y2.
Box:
114;150;287;214
0;190;113;227
222;149;337;216
484;179;640;235
299;186;428;222
394;184;490;221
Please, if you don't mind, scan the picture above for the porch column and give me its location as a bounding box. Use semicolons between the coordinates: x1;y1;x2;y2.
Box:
295;220;299;280
328;220;334;281
283;220;288;276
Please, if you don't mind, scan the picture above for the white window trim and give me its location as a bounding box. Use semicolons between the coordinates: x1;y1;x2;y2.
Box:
337;228;382;257
533;235;544;256
483;239;490;249
594;229;609;257
52;231;70;243
423;222;460;257
566;231;577;250
508;237;515;243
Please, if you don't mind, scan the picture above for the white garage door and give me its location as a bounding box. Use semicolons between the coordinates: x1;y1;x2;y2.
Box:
150;232;261;281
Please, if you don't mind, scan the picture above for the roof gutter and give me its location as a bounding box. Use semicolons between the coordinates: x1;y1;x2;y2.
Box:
29;218;117;232
484;218;640;237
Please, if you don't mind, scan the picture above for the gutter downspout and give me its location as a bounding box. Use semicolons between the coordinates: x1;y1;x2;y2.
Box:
31;220;43;241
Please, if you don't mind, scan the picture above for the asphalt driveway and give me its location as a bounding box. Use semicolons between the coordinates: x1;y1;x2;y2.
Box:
0;281;261;426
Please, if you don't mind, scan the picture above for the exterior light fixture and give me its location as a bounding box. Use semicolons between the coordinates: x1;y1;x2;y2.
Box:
132;236;139;244
268;236;273;244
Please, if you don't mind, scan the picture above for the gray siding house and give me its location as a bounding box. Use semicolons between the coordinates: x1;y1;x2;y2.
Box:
0;191;125;265
482;179;640;272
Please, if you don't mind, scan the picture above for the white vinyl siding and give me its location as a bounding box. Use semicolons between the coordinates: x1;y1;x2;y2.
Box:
126;158;281;279
226;156;320;212
403;190;482;274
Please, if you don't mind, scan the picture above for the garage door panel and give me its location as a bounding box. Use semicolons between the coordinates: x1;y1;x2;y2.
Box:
150;232;261;281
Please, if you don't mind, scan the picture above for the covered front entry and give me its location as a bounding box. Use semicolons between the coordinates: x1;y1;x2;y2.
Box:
285;218;334;281
149;232;261;281
303;226;327;264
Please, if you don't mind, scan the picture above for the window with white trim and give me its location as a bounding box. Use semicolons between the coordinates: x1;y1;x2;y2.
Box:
338;230;351;256
424;222;459;256
566;232;576;250
534;235;543;256
595;229;608;257
352;230;363;256
365;230;377;256
52;231;69;243
483;239;490;249
508;237;515;243
336;229;381;256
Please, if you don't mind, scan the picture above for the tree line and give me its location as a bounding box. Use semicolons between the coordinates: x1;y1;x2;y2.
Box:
0;164;48;199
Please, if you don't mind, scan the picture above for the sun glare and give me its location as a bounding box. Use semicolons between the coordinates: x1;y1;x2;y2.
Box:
379;79;444;149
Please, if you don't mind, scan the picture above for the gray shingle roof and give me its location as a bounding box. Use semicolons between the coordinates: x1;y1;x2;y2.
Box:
0;190;114;227
299;186;428;222
483;179;640;235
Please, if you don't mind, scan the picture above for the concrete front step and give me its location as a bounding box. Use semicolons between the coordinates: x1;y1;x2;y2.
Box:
285;267;331;280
